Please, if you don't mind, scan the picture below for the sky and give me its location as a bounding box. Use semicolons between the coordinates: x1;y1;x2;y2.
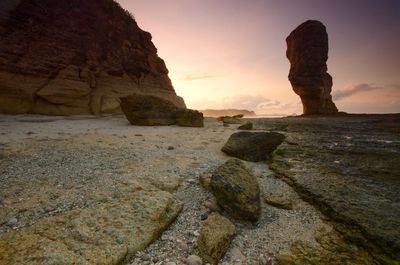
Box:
117;0;400;115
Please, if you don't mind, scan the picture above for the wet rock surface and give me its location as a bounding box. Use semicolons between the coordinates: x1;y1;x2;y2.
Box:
257;114;400;263
121;94;203;127
286;20;338;115
210;159;261;222
221;131;285;162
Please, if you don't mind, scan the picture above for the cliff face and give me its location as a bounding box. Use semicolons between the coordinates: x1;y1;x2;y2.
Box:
0;0;185;115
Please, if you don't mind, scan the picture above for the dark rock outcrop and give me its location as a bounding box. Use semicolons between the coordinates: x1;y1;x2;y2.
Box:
238;122;253;130
264;114;400;263
120;94;203;127
221;131;285;162
286;20;338;115
0;0;185;115
210;159;261;222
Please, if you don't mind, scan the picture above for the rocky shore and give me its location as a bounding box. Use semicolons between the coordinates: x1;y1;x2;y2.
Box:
0;114;398;264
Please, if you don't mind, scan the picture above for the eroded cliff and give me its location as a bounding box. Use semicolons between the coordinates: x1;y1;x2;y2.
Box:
0;0;185;115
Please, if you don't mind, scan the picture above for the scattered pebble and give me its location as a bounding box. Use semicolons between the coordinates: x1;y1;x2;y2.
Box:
200;212;208;221
185;255;203;265
7;218;18;227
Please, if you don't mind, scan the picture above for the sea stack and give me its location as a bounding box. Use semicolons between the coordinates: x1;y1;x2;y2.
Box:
286;20;338;115
0;0;185;115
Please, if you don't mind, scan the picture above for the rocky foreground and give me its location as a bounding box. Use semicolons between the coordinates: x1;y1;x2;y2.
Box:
0;114;399;264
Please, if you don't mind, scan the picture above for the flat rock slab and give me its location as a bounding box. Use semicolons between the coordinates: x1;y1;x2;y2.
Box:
0;190;182;265
262;114;400;262
221;131;285;162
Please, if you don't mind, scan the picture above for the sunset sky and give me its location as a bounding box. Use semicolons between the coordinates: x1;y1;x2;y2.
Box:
118;0;400;115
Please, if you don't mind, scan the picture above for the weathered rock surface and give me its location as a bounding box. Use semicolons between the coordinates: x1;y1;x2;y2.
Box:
255;114;400;263
286;20;338;115
185;255;203;265
265;193;295;210
0;190;182;265
0;0;185;115
198;212;236;264
210;159;261;222
238;122;253;130
222;131;285;162
220;116;243;125
120;94;203;127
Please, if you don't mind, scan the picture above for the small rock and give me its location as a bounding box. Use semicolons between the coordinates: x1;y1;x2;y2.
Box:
275;255;295;265
199;172;212;191
44;206;55;213
200;212;208;221
187;178;196;184
185;255;203;265
221;117;242;124
141;254;151;261
238;122;253;130
265;194;295;210
259;255;276;265
7;217;18;227
168;146;175;150
198;212;236;265
204;199;220;212
230;247;245;262
177;239;189;251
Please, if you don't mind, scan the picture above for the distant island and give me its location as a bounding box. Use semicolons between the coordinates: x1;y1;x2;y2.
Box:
201;109;256;117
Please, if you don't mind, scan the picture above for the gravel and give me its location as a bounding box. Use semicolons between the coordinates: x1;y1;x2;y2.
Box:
0;115;330;265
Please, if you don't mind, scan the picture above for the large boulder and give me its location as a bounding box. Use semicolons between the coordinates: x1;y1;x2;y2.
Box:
210;159;261;222
221;131;285;162
120;94;203;127
197;212;236;265
286;20;338;115
0;0;185;115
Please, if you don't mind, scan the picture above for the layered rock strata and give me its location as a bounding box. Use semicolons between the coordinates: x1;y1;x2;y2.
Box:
286;20;338;115
0;0;185;115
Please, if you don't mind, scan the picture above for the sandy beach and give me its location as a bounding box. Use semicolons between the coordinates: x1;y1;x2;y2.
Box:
0;114;329;264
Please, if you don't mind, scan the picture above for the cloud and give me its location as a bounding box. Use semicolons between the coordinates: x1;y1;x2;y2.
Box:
183;73;221;81
190;94;301;115
333;83;382;101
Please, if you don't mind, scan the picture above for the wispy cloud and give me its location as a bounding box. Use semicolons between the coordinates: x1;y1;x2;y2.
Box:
183;73;222;81
191;94;301;115
333;83;382;101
